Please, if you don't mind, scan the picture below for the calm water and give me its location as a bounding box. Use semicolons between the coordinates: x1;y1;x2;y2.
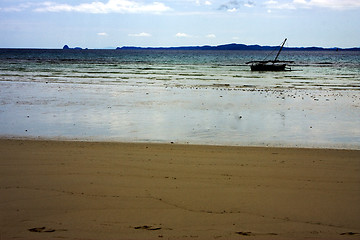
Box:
1;49;359;148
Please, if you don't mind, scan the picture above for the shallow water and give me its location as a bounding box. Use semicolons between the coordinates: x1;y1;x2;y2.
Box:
0;49;359;149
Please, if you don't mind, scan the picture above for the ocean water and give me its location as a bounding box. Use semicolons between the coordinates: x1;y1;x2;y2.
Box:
0;49;359;149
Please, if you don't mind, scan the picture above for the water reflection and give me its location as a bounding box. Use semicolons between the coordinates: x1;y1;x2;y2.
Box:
1;81;359;149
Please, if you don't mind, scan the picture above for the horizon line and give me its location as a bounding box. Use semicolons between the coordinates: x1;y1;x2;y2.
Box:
1;42;360;50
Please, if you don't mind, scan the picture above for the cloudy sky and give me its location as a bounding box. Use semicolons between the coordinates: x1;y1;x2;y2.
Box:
1;0;359;48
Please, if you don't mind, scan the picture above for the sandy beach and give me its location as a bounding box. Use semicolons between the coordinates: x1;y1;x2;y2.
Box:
1;139;360;239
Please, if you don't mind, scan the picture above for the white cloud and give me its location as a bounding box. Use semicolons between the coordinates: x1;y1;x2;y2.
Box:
97;32;108;36
227;8;237;12
175;33;191;37
244;1;255;8
218;1;254;11
195;0;212;6
264;0;296;9
34;0;171;14
206;34;216;38
295;0;360;9
265;0;360;10
0;2;35;12
128;32;151;37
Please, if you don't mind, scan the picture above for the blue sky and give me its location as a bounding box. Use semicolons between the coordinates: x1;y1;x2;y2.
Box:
1;0;359;48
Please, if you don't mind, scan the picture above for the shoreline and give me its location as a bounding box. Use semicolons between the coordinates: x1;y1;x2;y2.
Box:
1;138;360;239
2;135;360;151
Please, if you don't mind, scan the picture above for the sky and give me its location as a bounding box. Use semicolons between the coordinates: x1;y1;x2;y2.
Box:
0;0;360;48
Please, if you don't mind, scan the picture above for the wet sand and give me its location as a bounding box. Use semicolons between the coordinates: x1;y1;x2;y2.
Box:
1;81;359;149
1;139;360;240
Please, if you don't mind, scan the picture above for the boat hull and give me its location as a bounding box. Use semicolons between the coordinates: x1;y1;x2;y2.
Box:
250;63;286;71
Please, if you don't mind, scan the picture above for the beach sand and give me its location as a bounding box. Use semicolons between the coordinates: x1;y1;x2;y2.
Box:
1;139;360;240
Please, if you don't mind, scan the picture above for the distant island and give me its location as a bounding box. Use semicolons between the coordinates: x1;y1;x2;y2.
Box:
116;43;360;51
63;45;87;50
63;44;360;51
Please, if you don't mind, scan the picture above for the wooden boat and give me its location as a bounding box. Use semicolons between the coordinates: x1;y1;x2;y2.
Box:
247;38;293;71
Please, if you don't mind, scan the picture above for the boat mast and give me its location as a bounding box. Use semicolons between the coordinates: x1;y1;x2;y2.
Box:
274;38;287;62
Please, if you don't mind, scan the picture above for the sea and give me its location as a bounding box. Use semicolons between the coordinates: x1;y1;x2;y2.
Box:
0;49;359;149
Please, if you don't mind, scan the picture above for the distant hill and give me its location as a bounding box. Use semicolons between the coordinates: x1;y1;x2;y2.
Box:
61;43;359;51
62;45;87;50
116;43;360;51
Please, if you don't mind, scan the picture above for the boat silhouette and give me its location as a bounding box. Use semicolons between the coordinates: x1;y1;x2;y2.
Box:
247;38;293;71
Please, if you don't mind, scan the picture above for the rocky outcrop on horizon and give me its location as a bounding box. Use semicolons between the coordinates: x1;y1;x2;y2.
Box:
63;45;84;50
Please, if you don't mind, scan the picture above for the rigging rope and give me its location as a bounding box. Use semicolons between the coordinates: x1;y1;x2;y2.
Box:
262;39;286;61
